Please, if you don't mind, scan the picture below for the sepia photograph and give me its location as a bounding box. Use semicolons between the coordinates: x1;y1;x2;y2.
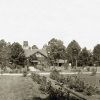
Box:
0;0;100;100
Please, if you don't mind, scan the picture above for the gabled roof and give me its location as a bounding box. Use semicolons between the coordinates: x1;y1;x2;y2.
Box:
24;49;48;58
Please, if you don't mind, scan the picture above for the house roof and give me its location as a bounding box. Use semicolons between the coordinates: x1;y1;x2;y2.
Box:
24;49;48;58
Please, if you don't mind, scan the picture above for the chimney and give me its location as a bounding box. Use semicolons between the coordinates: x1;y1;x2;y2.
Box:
23;41;29;49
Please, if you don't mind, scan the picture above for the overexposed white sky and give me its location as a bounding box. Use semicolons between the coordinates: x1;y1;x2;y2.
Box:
0;0;100;49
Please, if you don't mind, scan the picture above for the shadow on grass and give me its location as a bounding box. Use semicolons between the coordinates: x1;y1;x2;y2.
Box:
32;97;47;100
32;96;79;100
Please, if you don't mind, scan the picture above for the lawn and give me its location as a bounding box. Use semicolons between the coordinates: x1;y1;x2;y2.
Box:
0;75;46;100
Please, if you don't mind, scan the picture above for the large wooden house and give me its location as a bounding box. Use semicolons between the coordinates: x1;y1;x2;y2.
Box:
23;41;67;67
24;49;48;66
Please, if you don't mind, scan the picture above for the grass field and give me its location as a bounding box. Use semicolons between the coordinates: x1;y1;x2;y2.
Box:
0;76;47;100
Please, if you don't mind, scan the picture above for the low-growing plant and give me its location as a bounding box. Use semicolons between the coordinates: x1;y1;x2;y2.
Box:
48;86;66;100
31;72;85;100
87;67;90;72
91;68;97;76
84;85;96;96
50;69;60;80
50;71;99;96
22;68;28;77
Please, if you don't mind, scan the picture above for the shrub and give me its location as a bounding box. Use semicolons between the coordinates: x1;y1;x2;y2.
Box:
50;72;99;96
50;69;60;80
31;72;52;94
47;84;78;100
91;68;97;76
22;68;28;77
64;63;69;69
87;67;90;72
48;87;66;100
84;85;96;96
67;76;85;92
35;65;44;71
31;72;86;100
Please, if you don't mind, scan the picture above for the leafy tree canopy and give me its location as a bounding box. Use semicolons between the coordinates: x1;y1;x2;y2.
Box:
10;42;26;67
93;44;100;66
0;39;11;69
32;45;38;49
78;47;93;66
66;40;81;66
28;54;38;66
47;38;66;64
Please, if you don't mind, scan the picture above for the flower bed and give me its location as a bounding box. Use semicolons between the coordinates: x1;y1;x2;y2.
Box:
50;69;100;96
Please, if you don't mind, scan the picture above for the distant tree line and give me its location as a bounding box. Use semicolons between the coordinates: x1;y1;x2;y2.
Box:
46;38;100;67
0;38;100;70
0;39;26;70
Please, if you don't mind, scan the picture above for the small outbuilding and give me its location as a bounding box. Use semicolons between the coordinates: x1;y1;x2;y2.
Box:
55;59;67;66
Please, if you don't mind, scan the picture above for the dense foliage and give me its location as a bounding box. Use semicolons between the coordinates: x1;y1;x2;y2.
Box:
10;42;26;67
0;40;11;69
31;72;80;100
78;47;93;66
93;44;100;66
47;38;66;65
32;45;38;49
66;40;81;67
28;54;38;66
0;38;100;71
50;69;99;96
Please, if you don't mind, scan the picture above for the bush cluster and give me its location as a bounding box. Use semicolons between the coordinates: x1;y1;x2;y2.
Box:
31;73;51;93
91;68;97;76
47;86;66;100
31;72;78;100
47;86;79;100
34;65;45;71
50;69;60;80
22;68;28;77
50;70;99;96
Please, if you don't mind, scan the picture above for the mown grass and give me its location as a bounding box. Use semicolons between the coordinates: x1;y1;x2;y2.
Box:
0;75;47;100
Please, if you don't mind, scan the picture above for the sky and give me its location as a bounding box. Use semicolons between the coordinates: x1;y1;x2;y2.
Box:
0;0;100;50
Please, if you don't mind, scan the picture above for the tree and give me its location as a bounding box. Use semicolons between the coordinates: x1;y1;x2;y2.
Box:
28;54;38;66
78;47;93;67
32;45;38;49
10;42;26;67
42;44;48;50
93;44;100;66
47;38;66;65
0;39;11;69
66;40;81;67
